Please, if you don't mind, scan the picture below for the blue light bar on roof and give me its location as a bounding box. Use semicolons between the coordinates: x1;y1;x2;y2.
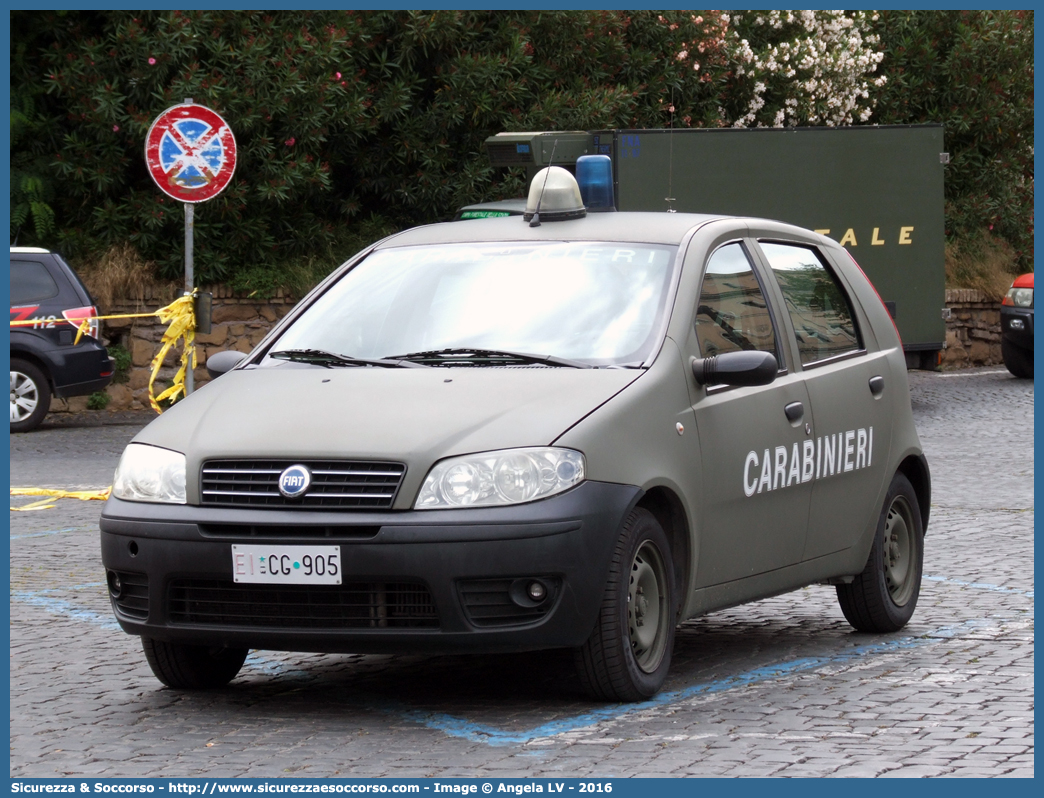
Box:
575;154;616;212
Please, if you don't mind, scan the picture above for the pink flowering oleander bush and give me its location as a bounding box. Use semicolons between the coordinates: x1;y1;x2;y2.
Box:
719;10;886;128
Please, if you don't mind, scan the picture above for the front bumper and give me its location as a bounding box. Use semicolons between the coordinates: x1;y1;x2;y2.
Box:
99;480;641;654
1000;305;1034;351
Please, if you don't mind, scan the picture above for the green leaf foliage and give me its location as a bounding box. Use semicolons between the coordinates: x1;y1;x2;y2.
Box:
872;10;1033;270
11;10;728;286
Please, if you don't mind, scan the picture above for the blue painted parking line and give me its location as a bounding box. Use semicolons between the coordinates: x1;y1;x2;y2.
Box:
11;589;121;631
10;525;94;540
923;574;1033;598
373;613;1031;746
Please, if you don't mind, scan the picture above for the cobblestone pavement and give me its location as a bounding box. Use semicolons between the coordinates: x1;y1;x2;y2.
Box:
10;368;1033;778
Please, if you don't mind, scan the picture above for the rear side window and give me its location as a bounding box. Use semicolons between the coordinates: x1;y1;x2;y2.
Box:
10;260;60;305
694;243;779;359
759;242;862;365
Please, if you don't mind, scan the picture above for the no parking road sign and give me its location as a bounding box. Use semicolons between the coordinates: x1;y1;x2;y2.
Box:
145;102;237;203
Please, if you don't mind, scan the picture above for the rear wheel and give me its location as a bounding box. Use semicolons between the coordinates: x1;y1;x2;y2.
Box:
142;637;248;689
836;472;923;632
1002;338;1033;379
10;358;51;432
575;508;676;701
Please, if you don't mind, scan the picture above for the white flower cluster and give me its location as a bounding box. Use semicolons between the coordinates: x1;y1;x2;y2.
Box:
724;10;885;128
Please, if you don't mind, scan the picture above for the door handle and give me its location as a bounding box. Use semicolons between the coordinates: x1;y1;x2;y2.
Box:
869;375;885;397
784;401;804;423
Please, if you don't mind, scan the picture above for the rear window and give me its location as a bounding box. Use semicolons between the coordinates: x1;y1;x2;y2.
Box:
10;260;60;305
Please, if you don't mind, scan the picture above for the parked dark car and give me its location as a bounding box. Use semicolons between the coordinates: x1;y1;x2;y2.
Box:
1000;273;1033;379
10;247;113;431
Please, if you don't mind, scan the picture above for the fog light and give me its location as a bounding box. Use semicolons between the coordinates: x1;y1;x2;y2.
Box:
1010;318;1025;329
527;581;547;601
107;571;122;598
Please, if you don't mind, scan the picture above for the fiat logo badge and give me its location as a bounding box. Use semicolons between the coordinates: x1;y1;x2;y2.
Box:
278;464;311;499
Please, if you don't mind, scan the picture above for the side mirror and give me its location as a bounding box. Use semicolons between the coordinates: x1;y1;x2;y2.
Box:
206;350;247;379
691;350;778;388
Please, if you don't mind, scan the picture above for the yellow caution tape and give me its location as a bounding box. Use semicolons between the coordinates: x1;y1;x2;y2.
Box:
10;486;111;511
9;310;157;328
11;500;56;511
11;291;199;416
146;292;197;413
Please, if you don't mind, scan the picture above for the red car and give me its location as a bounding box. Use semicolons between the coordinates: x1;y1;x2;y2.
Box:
1000;273;1034;379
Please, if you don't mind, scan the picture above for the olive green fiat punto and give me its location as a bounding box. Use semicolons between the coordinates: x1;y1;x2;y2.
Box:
101;168;930;701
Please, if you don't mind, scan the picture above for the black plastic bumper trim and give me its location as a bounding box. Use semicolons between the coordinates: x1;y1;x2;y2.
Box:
99;480;642;654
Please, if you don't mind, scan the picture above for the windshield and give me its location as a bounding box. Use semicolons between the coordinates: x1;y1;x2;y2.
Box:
268;242;678;367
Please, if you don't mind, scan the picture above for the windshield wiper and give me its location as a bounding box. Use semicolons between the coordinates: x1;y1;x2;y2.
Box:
387;347;594;368
269;349;427;369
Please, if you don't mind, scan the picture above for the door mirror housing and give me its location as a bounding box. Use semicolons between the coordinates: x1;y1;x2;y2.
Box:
206;350;247;379
691;350;778;388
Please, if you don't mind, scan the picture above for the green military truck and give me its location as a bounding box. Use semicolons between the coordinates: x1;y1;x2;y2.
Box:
482;126;947;369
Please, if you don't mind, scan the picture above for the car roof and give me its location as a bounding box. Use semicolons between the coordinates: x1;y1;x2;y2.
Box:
378;211;733;249
457;199;527;215
10;246;52;254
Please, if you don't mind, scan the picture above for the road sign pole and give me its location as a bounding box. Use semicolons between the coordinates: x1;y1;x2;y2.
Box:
185;200;194;395
183;97;195;396
145;97;237;400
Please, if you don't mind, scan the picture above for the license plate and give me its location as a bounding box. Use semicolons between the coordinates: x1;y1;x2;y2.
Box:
232;545;342;585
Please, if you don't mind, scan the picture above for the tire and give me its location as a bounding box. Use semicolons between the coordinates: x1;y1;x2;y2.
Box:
10;358;51;433
142;637;248;689
1002;338;1033;379
836;472;923;633
575;508;676;701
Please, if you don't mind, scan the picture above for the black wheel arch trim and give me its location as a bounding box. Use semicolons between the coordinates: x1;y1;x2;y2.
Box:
897;453;931;534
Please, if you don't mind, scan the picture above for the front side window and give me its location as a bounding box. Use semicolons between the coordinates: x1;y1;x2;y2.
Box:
759;242;862;365
694;243;779;359
269;242;678;367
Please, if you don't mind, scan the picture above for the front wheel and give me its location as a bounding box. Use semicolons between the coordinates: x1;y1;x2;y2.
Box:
836;472;924;632
1002;338;1033;379
575;508;676;701
142;637;248;689
10;358;51;432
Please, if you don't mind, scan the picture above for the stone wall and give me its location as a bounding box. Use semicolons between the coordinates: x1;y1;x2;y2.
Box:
940;288;1004;369
91;285;298;412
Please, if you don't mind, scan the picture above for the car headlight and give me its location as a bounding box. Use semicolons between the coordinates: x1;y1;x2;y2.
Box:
1004;286;1034;308
415;447;585;509
112;443;187;504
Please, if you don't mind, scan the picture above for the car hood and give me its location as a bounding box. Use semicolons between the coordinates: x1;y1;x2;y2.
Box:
134;365;643;507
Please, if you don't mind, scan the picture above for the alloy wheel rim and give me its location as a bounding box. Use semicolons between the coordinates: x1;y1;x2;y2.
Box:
10;371;39;422
627;541;669;673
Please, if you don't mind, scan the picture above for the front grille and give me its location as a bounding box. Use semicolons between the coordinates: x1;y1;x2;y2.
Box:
198;523;380;540
168;579;439;629
458;578;558;628
111;571;149;620
200;459;405;510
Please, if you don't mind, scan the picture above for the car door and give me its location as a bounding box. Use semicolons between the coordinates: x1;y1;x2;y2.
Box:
753;240;893;561
685;240;816;587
